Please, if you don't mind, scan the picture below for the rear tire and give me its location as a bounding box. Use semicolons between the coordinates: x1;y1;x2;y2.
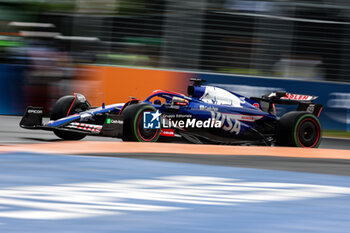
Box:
122;103;160;142
50;95;86;140
276;111;321;148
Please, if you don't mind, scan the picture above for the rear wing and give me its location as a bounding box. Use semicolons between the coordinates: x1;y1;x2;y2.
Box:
251;91;323;117
264;92;318;102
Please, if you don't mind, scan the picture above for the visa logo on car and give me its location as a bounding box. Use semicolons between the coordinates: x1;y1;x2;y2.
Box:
211;112;241;135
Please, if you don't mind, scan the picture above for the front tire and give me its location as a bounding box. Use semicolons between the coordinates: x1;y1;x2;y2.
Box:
276;111;321;148
122;103;160;142
50;95;86;140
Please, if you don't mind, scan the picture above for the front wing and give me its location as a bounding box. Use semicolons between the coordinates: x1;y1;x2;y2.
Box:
20;106;124;138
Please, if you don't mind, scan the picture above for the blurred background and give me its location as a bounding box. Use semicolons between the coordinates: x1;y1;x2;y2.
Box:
0;0;350;134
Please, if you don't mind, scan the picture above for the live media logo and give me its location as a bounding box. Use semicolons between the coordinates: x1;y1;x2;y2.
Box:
143;111;161;129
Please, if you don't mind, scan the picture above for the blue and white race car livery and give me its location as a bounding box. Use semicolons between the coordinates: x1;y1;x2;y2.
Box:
20;79;323;147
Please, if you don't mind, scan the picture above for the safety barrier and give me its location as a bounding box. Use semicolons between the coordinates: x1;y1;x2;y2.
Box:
0;64;25;115
2;64;350;131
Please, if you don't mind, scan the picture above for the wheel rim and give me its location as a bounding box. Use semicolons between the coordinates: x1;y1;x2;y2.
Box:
296;118;320;148
136;110;159;141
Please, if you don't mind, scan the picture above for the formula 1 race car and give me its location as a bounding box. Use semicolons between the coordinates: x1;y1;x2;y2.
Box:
20;79;323;147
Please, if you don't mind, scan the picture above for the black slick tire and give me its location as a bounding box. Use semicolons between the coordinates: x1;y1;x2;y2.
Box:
50;95;86;140
276;111;321;148
121;103;160;142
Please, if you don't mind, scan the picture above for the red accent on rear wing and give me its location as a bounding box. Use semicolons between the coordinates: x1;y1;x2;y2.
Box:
281;93;318;101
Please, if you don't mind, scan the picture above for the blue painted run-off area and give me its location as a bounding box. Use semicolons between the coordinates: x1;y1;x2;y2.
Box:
0;152;350;233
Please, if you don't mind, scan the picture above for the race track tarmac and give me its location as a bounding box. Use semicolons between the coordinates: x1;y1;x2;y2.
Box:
1;115;350;177
1;115;349;149
1;116;350;233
